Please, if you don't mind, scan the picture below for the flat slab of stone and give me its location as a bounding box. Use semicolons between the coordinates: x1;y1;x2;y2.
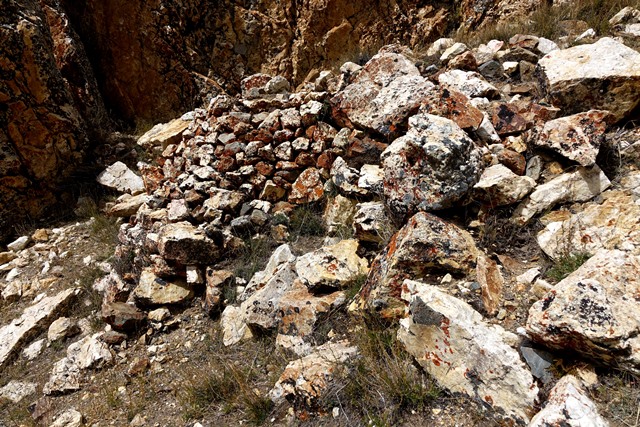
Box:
96;161;145;194
157;221;221;265
0;288;79;370
133;268;193;307
137;118;190;148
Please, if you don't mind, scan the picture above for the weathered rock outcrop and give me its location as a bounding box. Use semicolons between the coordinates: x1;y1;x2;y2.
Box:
0;0;105;241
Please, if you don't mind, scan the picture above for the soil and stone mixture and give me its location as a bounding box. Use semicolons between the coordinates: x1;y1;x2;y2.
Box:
3;2;640;427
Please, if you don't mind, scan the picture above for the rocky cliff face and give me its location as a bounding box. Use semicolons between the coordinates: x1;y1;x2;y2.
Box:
0;0;107;241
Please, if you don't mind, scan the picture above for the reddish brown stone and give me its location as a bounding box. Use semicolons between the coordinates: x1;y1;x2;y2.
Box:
316;151;336;170
313;122;338;142
447;51;478;71
489;102;530;136
421;87;483;130
289;168;324;204
346;137;388;169
497;149;526;176
256;161;275;176
305;126;316;140
274;129;295;143
276;161;300;171
295;152;317;167
244;129;273;144
275;170;300;183
101;302;146;332
215;157;236;173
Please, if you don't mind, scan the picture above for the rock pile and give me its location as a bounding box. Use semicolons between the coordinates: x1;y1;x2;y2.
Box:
5;10;640;424
98;29;640;424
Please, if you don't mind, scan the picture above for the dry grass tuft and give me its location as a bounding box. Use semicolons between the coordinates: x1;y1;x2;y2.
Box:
178;330;287;425
323;315;441;425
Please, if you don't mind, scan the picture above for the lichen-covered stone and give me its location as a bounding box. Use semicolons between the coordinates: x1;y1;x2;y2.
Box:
527;249;640;373
381;114;484;218
398;280;538;423
535;110;611;166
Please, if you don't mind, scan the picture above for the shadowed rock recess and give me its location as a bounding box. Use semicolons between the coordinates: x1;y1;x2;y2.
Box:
4;0;640;426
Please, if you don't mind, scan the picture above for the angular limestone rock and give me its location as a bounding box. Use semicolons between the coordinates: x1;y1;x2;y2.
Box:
137;118;190;149
0;288;79;370
107;193;150;217
473;164;536;207
529;375;608;427
157;221;220;265
351;212;478;319
96;161;145;194
133;268;193;307
398;280;538;423
101;302;146;331
537;37;640;121
437;69;499;99
295;239;369;290
43;357;81;395
513;165;611;224
527;250;640;373
47;317;80;342
222;243;348;354
67;334;113;370
352;201;395;244
49;408;83;427
269;340;358;414
44;334;113;395
0;380;37;403
381;114;483;218
538;192;640;260
535;110;611;166
331;51;435;137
